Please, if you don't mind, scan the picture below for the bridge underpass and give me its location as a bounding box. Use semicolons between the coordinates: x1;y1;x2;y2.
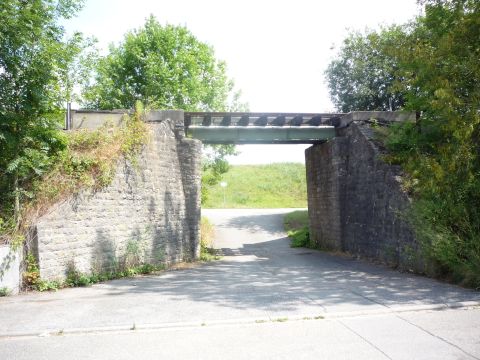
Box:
182;110;424;273
68;108;420;269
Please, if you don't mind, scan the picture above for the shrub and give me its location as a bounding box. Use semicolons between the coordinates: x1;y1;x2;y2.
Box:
283;210;312;248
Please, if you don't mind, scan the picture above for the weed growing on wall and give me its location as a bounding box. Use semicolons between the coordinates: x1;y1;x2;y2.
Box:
23;253;166;291
23;253;60;291
64;263;166;288
26;105;147;218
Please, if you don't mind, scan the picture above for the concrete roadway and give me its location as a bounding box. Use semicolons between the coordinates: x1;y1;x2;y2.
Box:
1;208;479;359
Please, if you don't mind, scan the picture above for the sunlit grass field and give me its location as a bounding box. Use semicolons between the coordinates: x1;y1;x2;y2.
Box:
204;163;307;208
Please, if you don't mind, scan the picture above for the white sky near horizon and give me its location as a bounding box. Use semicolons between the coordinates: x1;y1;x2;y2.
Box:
64;0;421;164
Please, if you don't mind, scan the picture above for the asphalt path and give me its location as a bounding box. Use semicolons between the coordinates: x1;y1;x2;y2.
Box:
1;208;479;359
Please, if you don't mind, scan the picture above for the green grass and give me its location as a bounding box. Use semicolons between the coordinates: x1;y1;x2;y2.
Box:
283;210;311;248
204;163;307;208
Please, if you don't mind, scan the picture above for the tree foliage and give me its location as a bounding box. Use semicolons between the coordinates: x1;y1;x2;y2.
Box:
83;15;233;111
325;26;406;112
201;144;236;204
326;0;480;286
388;0;480;286
0;0;88;234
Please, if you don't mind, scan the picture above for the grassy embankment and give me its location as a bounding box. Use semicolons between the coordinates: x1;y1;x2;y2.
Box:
203;163;307;209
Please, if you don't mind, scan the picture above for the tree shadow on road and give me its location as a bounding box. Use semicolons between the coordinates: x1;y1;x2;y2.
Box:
221;213;289;235
100;237;480;313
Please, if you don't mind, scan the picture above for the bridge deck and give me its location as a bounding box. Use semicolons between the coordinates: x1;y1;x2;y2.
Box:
184;112;344;144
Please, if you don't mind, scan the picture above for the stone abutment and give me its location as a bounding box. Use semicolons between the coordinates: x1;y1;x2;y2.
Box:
30;110;201;281
305;112;422;272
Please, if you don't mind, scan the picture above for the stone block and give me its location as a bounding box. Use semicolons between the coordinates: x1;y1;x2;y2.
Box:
0;245;22;295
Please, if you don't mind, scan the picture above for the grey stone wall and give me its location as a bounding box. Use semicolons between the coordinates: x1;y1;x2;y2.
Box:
31;113;201;281
306;114;421;272
305;138;347;250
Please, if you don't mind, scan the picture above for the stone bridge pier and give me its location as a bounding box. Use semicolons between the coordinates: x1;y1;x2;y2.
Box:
305;111;422;272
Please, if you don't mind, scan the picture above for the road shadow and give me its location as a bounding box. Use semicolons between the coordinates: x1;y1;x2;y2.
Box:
99;236;480;312
221;213;288;235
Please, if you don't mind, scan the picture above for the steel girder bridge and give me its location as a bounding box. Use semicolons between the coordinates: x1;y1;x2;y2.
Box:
184;112;344;144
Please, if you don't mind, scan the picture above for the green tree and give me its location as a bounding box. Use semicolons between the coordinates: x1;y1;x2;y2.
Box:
83;15;233;111
325;26;406;112
0;0;88;232
385;0;480;285
201;144;236;204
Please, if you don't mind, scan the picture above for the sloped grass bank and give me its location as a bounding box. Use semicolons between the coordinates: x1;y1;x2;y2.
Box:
204;163;307;208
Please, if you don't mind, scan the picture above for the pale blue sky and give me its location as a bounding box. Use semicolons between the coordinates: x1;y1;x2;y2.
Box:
64;0;420;164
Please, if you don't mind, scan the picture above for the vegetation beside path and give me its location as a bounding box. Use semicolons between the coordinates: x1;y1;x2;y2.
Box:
21;216;220;293
283;210;311;248
325;0;480;288
200;217;221;261
204;163;307;209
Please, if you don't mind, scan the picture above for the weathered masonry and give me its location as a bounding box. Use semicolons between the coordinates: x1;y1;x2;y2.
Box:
305;112;421;272
31;110;201;281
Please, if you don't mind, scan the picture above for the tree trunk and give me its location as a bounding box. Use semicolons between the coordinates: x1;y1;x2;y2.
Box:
14;172;21;230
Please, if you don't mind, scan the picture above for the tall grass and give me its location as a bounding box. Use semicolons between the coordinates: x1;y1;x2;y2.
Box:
200;217;220;261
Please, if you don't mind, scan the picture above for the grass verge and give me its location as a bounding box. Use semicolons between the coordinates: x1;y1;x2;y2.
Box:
23;251;167;292
283;210;311;248
200;216;221;261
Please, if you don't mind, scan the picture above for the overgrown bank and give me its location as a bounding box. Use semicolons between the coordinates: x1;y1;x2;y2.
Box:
0;107;147;248
0;107;149;291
